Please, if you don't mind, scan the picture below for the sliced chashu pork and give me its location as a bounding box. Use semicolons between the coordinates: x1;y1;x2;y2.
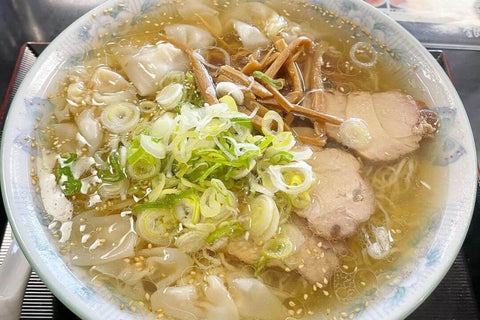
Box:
296;148;375;240
323;91;429;162
225;218;344;284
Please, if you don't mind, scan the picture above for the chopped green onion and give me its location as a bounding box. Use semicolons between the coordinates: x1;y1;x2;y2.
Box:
127;157;160;180
270;151;293;165
183;72;204;107
254;256;269;277
133;189;195;213
100;102;140;134
268;161;314;194
254;135;274;152
263;237;294;259
56;153;82;196
290;191;311;209
135;208;172;245
206;224;244;244
138;100;158;113
127;147;146;166
148;173;166;202
175;193;200;224
272;132;295;150
60;152;77;164
140;134;167;159
252;71;285;90
219;95;238;111
180;177;206;192
262;110;284;136
275;192;293;218
171;132;198;163
249;194;280;242
200;180;236;218
156;83;184;111
161;70;186;87
198;163;222;184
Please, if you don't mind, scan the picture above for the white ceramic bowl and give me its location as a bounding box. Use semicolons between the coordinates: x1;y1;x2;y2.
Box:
1;0;477;319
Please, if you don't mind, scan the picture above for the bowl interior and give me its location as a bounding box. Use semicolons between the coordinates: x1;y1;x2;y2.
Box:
1;0;476;319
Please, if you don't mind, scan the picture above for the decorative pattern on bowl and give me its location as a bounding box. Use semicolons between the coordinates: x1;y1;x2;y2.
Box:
0;0;476;320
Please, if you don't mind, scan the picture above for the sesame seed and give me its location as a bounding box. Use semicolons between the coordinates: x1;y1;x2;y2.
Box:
308;310;314;315
288;309;295;316
364;301;369;307
303;294;308;300
296;308;303;315
288;301;296;307
120;303;125;310
317;241;322;247
323;290;329;296
326;308;331;315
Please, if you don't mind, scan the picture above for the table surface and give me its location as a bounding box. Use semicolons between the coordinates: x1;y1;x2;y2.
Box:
1;1;480;319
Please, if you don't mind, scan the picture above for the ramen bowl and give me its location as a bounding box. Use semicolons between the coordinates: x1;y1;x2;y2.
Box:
0;0;476;319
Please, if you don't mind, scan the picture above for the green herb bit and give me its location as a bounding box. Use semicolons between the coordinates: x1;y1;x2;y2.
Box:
231;117;253;130
98;154;125;183
252;71;285;90
60;152;78;164
56;166;81;196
